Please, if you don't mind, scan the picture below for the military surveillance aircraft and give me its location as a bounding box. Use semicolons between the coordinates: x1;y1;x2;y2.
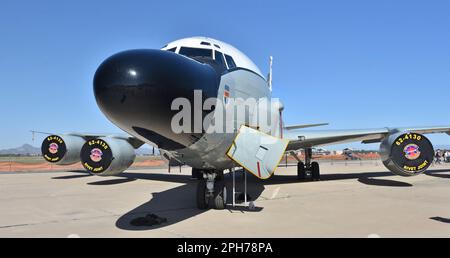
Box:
41;36;450;210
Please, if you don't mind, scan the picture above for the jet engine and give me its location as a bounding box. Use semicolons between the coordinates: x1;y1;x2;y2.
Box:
41;134;85;165
380;132;434;176
80;137;136;176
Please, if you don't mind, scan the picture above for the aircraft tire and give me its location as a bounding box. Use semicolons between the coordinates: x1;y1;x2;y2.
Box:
212;180;227;210
196;179;208;210
311;162;320;181
297;162;306;180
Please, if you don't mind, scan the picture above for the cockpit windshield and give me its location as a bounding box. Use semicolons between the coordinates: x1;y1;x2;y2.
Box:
178;47;212;60
178;47;229;74
215;51;227;70
161;37;264;78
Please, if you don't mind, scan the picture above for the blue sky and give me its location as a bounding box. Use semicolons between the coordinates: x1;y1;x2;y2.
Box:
0;0;449;150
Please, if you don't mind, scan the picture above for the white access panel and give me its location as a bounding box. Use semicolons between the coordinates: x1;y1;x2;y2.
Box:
226;126;289;179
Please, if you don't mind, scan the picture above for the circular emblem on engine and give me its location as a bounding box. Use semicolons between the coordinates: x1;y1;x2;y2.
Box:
387;133;434;176
48;143;59;154
80;139;113;174
41;135;67;163
404;144;421;160
90;148;103;162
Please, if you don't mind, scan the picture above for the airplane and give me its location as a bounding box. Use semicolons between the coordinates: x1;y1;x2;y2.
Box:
40;36;450;210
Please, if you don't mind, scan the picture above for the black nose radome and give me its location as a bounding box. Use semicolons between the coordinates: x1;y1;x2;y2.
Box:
93;49;220;150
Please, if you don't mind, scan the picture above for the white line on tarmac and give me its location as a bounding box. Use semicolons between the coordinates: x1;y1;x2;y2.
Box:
271;187;280;200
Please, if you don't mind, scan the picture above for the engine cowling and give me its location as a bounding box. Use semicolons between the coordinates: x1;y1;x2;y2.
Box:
41;134;85;165
80;137;136;176
380;132;434;176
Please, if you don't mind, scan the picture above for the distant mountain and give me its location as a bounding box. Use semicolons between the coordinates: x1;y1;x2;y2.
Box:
0;144;41;156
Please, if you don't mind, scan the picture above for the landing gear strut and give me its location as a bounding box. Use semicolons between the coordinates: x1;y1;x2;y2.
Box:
297;148;320;181
196;170;227;210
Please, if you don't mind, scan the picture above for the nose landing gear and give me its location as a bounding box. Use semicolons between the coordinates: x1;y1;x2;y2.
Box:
297;148;321;181
196;170;227;210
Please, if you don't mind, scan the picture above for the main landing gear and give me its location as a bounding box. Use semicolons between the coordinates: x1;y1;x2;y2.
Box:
196;170;227;210
297;148;321;181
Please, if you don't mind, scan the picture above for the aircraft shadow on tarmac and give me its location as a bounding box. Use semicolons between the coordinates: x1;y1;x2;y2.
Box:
268;168;449;187
425;169;450;179
52;170;92;180
267;171;406;187
52;174;92;180
357;177;412;187
52;167;450;230
113;169;425;231
87;178;137;185
115;172;265;231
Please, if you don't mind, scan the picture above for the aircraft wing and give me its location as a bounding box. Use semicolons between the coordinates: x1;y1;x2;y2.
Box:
33;131;146;149
285;126;450;151
67;133;146;149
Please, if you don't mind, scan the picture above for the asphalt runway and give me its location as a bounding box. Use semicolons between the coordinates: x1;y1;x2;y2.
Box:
1;160;450;237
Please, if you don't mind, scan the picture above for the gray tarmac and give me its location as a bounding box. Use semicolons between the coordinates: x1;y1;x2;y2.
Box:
1;160;450;237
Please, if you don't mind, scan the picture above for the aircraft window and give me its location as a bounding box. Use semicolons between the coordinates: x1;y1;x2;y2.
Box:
166;47;177;52
200;41;211;46
179;47;213;59
215;51;227;70
179;47;227;74
224;54;237;69
214;44;221;49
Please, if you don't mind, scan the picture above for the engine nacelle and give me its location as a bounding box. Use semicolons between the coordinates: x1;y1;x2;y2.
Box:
80;137;136;176
380;132;434;176
41;134;85;165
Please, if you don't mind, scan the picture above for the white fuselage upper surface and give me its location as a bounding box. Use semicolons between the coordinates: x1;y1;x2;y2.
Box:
162;37;264;78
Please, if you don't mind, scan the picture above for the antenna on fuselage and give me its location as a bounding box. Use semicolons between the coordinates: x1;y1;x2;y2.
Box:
268;56;273;91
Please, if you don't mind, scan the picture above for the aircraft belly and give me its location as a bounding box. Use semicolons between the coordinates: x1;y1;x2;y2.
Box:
172;132;236;169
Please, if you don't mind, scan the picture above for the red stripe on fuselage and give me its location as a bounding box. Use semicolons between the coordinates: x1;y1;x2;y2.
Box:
257;161;261;178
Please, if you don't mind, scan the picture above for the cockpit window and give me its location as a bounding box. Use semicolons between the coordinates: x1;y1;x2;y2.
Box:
224;54;237;69
166;47;177;52
215;51;227;70
178;47;229;74
200;41;211;46
179;47;213;60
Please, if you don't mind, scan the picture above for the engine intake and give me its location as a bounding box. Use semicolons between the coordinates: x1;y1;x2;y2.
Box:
41;134;85;165
380;132;434;176
80;137;135;176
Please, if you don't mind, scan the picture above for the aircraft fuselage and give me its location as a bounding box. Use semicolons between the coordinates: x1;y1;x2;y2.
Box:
93;45;276;170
